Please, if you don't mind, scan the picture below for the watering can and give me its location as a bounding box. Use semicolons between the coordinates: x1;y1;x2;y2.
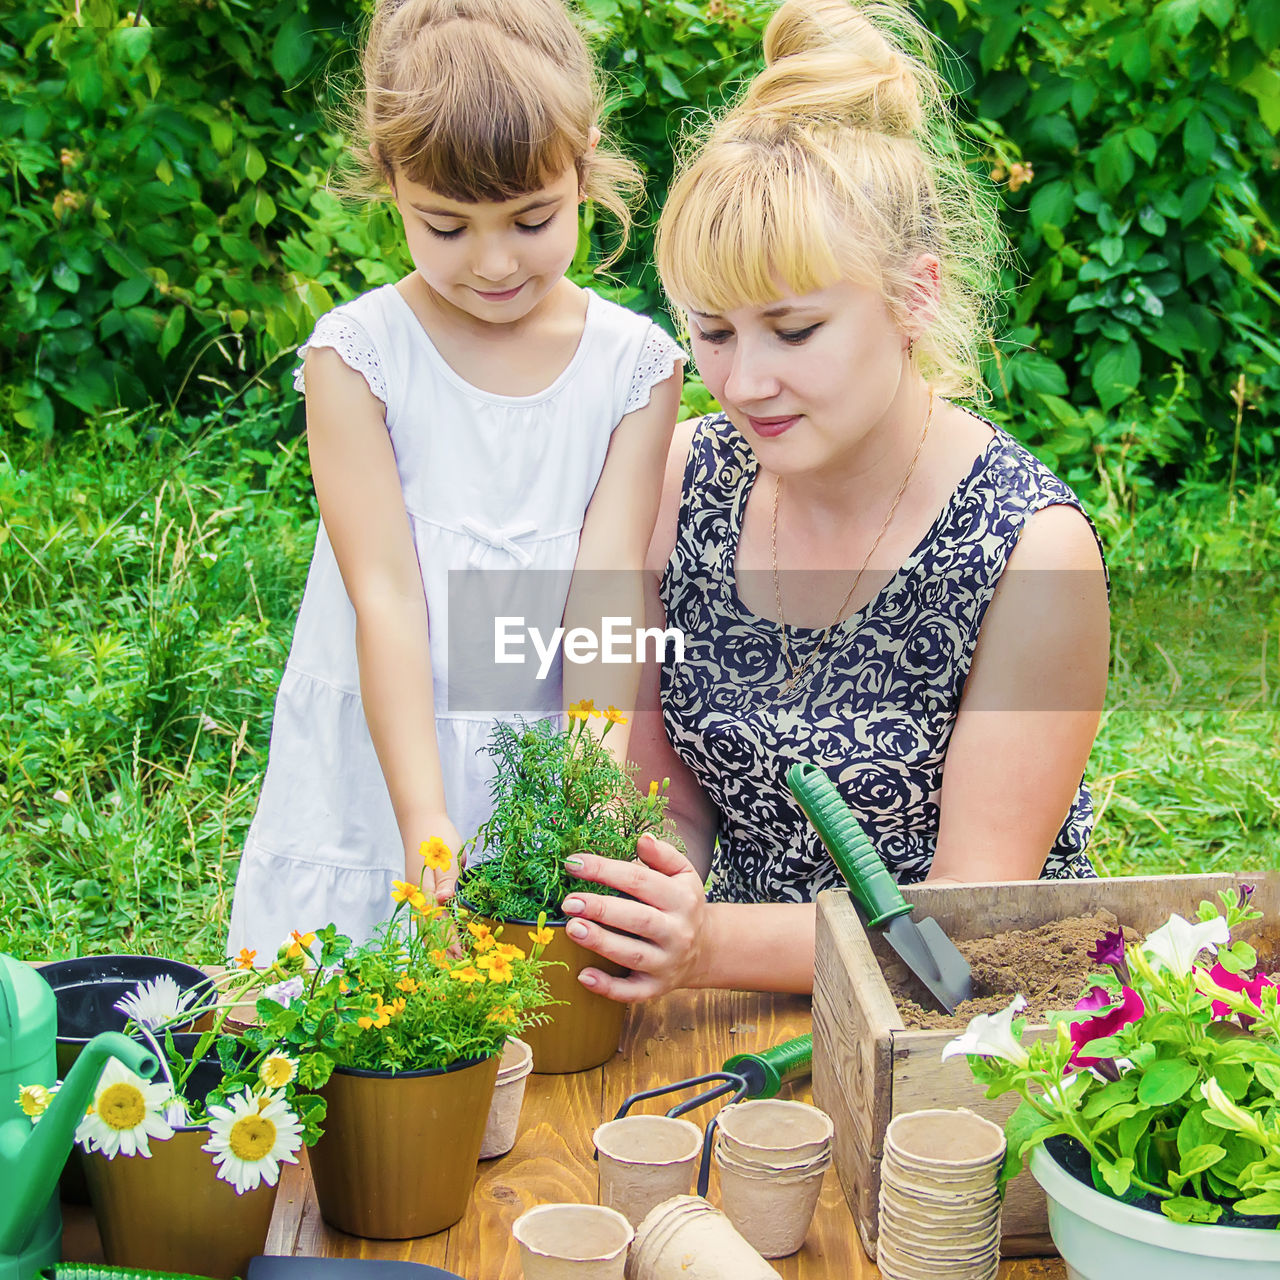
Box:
0;953;157;1280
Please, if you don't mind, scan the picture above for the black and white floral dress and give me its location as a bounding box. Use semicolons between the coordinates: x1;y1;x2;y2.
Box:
659;413;1102;904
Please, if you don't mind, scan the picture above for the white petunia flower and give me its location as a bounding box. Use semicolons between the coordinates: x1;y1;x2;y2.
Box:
1142;913;1230;978
941;995;1031;1068
1200;1077;1267;1144
75;1058;176;1158
203;1087;303;1194
114;974;196;1031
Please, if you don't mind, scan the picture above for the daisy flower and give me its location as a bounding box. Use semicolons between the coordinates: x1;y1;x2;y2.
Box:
259;1053;299;1090
75;1058;176;1158
114;974;195;1031
203;1087;303;1193
19;1083;56;1120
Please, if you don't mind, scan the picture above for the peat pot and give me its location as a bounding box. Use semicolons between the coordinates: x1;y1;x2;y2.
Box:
1030;1145;1280;1280
470;909;626;1075
83;1128;277;1280
309;1052;500;1238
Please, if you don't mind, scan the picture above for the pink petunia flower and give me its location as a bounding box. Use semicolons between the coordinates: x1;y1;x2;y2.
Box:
1206;962;1276;1024
1068;984;1145;1069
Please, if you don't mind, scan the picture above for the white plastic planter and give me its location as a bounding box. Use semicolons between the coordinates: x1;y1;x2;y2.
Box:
1030;1146;1280;1279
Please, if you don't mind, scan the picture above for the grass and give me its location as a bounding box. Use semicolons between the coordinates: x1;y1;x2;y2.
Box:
1;404;1277;962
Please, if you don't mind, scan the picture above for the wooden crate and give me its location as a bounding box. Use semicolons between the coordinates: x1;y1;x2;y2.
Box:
812;872;1279;1258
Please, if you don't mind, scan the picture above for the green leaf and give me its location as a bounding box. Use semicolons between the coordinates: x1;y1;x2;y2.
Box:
1121;35;1150;83
1138;1058;1200;1106
245;145;267;184
1180;176;1216;223
1126;127;1158;167
272;12;316;82
109;25;152;67
1162;1195;1224;1223
1029;180;1074;232
1235;1191;1280;1215
1250;0;1280;52
1138;205;1167;236
209;118;234;156
1183;112;1216;168
1239;64;1280;133
52;262;80;294
1178;1143;1227;1178
1008;351;1068;396
1098;237;1125;266
1201;0;1233;28
158;306;186;358
253;190;277;227
1097;1155;1134;1197
111;276;150;309
645;56;687;100
1095;134;1135;190
1092;340;1142;410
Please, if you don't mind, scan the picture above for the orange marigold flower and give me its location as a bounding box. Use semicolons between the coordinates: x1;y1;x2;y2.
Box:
420;836;452;873
429;948;451;968
234;947;257;970
397;976;419;994
388;997;407;1016
487;1005;519;1025
285;930;316;959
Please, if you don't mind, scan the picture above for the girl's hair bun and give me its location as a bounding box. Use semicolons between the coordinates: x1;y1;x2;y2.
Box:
745;0;939;138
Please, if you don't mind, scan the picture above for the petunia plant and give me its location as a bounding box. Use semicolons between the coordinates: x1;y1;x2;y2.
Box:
459;704;676;920
942;886;1280;1225
236;840;554;1075
22;966;326;1195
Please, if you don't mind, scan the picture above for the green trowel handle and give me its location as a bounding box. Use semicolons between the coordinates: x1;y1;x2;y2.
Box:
786;762;912;928
723;1034;813;1098
43;1267;218;1278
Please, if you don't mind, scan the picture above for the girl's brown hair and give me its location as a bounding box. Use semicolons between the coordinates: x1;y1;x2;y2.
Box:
344;0;640;259
655;0;1006;398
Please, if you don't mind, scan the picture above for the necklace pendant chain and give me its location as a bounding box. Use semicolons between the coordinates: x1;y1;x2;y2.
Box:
771;389;935;697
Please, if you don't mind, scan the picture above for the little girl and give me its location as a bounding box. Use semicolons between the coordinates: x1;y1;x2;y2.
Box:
227;0;683;956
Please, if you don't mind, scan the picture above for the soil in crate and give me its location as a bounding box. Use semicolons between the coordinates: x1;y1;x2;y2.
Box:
891;910;1280;1030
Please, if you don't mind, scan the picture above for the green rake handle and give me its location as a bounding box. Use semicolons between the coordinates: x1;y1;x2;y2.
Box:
786;762;912;928
723;1033;813;1098
43;1269;219;1279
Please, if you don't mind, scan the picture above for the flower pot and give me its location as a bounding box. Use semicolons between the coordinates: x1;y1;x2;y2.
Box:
629;1195;781;1279
474;910;627;1075
512;1203;633;1279
83;1127;278;1279
40;953;213;1203
480;1037;535;1160
1030;1145;1280;1279
592;1114;703;1228
308;1053;500;1238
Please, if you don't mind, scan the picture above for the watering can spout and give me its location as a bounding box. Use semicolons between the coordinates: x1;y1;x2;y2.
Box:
0;1029;156;1254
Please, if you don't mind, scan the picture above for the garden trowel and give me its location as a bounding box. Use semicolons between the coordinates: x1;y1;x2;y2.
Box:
786;762;973;1013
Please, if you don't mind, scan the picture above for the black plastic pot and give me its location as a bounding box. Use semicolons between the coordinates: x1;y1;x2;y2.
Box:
39;953;215;1202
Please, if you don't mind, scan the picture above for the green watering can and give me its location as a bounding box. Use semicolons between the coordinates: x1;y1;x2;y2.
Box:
0;954;157;1280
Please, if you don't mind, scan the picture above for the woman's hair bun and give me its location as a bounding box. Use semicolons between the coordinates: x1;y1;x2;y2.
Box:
744;0;938;138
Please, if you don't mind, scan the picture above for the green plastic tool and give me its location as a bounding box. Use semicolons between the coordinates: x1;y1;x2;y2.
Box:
786;762;973;1013
722;1033;813;1099
42;1269;216;1279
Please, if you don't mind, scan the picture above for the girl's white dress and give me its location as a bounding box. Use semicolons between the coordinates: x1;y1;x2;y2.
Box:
227;284;683;956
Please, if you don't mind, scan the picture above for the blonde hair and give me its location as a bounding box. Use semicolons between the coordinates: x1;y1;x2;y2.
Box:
343;0;640;260
655;0;1005;398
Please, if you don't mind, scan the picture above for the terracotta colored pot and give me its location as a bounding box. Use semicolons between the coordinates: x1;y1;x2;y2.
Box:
472;910;627;1074
309;1052;500;1239
83;1128;278;1280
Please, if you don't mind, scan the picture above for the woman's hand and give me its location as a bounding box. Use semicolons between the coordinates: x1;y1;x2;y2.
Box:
560;833;708;1002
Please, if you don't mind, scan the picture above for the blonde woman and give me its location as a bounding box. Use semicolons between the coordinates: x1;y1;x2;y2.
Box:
228;0;683;956
561;0;1109;998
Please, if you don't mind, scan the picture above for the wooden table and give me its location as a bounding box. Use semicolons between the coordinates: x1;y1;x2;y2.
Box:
65;988;1065;1278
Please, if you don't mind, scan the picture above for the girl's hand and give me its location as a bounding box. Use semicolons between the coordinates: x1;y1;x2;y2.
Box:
560;833;707;1002
413;817;464;903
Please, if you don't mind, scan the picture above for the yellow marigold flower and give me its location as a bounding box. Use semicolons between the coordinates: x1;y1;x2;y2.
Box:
391;879;419;905
388;997;407;1016
648;781;659;799
19;1083;55;1118
420;837;452;873
484;955;515;984
487;1005;518;1025
604;705;627;724
528;925;554;947
358;1007;391;1030
397;976;419;994
495;943;525;962
234;947;257;970
468;922;496;951
285;930;316;960
429;948;451;968
568;698;600;721
450;966;486;985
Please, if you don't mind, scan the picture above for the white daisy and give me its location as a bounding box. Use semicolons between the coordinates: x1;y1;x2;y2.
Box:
18;1083;56;1121
203;1087;303;1194
114;974;196;1031
259;1053;298;1090
75;1058;176;1158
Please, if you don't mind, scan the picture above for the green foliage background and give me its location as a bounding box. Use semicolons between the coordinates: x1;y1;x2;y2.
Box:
1;0;1278;958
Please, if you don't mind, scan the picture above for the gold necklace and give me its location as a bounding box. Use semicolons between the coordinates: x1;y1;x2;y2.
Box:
771;389;935;695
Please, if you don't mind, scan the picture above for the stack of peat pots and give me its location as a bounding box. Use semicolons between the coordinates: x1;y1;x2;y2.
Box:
628;1195;781;1279
711;1098;834;1258
877;1108;1006;1280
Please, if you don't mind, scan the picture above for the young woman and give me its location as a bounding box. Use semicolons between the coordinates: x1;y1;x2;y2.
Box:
558;0;1110;999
